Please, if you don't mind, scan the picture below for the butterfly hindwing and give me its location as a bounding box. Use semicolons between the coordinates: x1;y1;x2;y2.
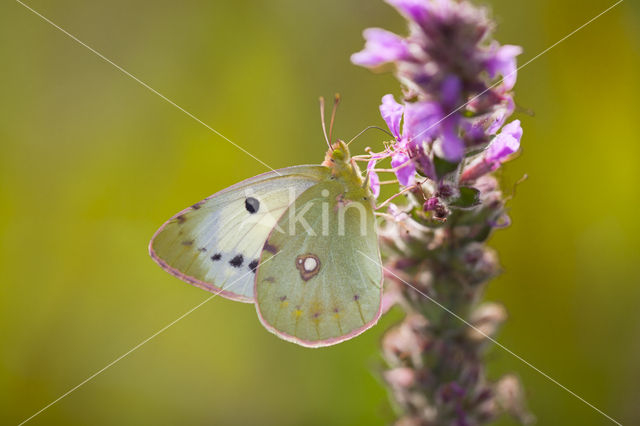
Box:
255;179;383;347
149;166;329;302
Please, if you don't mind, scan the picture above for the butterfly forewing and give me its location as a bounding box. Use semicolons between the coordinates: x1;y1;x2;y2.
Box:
149;166;329;302
255;180;383;346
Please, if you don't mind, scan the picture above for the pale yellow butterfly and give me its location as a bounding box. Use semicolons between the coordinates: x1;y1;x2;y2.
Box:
150;127;383;347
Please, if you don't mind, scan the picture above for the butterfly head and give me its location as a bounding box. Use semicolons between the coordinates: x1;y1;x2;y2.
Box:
323;140;355;174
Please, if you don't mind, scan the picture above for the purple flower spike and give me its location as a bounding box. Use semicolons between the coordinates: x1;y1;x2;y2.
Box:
351;28;410;67
486;119;522;163
380;94;405;139
353;1;530;423
392;151;416;186
485;44;523;91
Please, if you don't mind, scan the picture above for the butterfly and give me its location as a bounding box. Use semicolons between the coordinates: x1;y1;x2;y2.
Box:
149;138;383;347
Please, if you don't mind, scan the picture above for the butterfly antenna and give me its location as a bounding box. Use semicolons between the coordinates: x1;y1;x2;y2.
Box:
329;93;341;144
347;126;395;147
319;96;332;150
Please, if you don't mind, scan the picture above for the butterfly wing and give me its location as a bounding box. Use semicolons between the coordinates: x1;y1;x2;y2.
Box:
255;180;383;347
149;166;330;302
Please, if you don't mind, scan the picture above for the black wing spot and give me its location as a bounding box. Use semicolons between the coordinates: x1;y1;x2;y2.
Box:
229;254;244;267
176;215;187;224
210;253;222;261
353;294;360;301
248;259;259;273
279;295;287;302
245;197;260;214
198;247;207;253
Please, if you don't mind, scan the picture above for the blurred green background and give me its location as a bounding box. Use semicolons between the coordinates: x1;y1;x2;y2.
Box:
1;0;638;424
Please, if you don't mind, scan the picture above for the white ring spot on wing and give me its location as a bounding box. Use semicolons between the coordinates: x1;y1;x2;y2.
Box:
295;253;321;281
303;257;318;272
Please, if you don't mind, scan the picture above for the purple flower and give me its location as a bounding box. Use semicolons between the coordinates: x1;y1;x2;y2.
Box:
378;95;440;184
460;120;522;182
388;203;410;222
355;0;523;176
385;0;430;25
351;28;410;67
463;93;515;149
485;44;523;91
441;76;462;109
392;150;416;186
408;142;437;180
437;116;465;162
377;94;467;183
367;159;381;198
383;97;465;163
486;95;515;135
380;94;404;138
403;101;443;143
486;119;521;162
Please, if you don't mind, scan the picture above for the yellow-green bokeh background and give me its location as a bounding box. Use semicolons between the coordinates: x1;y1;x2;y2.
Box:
1;0;639;424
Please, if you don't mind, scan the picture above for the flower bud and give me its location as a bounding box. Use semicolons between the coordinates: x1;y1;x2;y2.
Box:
381;282;403;314
423;197;449;221
494;375;535;424
461;120;522;183
382;314;430;367
385;367;416;389
459;243;500;284
394;416;424;426
468;302;507;341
